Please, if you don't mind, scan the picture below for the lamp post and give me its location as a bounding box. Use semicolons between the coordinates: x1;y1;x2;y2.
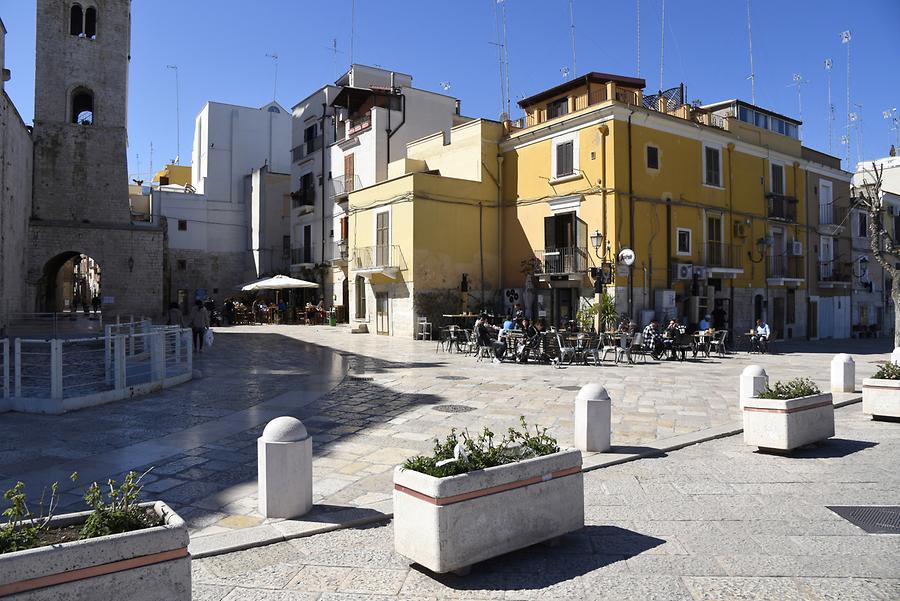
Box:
590;230;614;332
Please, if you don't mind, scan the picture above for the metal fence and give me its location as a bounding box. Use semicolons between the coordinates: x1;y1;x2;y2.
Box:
0;323;192;413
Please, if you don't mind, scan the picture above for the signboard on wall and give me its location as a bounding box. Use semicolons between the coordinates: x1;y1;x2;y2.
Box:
503;288;522;314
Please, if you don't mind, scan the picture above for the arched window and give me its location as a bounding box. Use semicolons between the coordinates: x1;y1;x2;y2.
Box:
71;89;94;125
70;4;84;36
84;7;97;39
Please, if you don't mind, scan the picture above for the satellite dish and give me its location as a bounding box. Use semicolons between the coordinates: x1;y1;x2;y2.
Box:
617;248;636;266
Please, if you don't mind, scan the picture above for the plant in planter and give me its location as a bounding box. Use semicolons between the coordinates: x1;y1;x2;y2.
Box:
0;470;190;600
863;362;900;419
743;377;834;452
394;418;583;575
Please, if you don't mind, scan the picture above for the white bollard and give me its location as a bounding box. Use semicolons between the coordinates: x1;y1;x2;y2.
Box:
740;365;768;407
892;347;900;366
831;353;855;393
574;383;611;453
258;416;313;519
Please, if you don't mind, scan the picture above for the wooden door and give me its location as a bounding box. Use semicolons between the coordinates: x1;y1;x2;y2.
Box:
376;211;390;266
344;154;355;193
376;293;389;335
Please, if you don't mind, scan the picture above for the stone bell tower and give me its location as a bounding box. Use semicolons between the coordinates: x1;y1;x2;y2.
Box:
28;0;163;317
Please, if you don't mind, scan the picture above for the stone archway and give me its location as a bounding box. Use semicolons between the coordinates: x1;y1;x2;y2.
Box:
38;252;102;313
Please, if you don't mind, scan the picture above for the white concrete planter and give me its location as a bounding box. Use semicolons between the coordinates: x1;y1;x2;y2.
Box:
0;501;190;600
393;449;584;574
742;392;835;451
862;378;900;418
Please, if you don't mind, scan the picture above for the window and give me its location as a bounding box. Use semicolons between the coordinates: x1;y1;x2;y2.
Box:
177;219;187;231
857;212;868;238
267;105;280;113
771;163;785;195
547;97;569;119
176;259;187;271
556;141;574;178
646;146;659;170
375;210;390;266
70;4;83;35
303;224;312;263
703;146;721;187
84;6;96;38
355;276;366;318
676;228;692;256
282;235;290;259
71;88;94;125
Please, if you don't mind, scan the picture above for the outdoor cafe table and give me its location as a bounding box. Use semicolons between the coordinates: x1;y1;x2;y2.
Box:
694;331;714;357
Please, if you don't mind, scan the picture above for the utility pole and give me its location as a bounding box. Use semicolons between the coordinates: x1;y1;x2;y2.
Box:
166;65;180;164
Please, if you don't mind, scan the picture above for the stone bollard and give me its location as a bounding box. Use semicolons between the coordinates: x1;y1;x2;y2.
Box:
740;365;768;407
831;354;855;393
258;416;313;519
892;348;900;366
574;383;611;452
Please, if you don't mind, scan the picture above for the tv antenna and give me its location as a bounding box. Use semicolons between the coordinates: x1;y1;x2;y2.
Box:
746;0;756;104
326;38;343;74
840;29;852;169
350;0;356;64
439;81;451;91
788;73;808;137
884;108;900;149
636;0;640;77
492;0;511;119
658;0;665;92
569;0;577;76
560;66;570;80
854;103;864;163
265;53;279;101
825;58;834;154
166;65;180;165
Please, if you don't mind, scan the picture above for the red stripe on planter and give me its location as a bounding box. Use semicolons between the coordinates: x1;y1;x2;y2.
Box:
862;384;900;390
0;547;188;597
395;466;582;506
742;400;833;414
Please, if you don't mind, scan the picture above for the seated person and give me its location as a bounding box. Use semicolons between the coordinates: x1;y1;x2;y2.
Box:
475;314;506;361
698;314;712;332
642;319;664;359
751;318;770;352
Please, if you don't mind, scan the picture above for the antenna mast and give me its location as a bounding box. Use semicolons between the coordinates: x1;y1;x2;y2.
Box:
746;0;756;104
149;141;154;182
854;103;864;163
166;65;180;165
350;0;355;65
569;0;577;76
885;108;900;149
658;0;665;92
789;73;807;139
501;0;511;118
825;58;834;154
841;30;852;169
265;53;279;101
636;0;640;77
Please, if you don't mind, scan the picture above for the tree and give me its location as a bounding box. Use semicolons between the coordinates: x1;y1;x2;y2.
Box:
855;163;900;347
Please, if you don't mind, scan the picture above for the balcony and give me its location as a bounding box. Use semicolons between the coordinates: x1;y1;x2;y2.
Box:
291;135;324;162
331;240;349;265
291;186;316;211
767;254;804;286
351;244;406;279
330;174;362;202
705;242;744;272
291;247;313;266
818;260;852;288
344;112;371;139
818;203;848;236
766;194;798;222
532;247;589;276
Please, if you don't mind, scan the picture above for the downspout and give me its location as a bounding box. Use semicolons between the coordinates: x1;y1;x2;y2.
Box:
666;198;672;288
479;202;485;306
497;154;504;296
627;111;635;316
599;124;609;290
728;143;735;334
386;73;407;174
321;102;327;277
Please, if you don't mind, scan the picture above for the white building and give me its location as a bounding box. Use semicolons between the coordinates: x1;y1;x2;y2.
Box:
151;100;292;308
287;64;460;316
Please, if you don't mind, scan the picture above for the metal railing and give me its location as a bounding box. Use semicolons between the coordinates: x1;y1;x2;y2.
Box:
330;174;362;200
767;194;798;222
818;260;852;283
533;247;589;274
291;186;316;209
345;113;372;138
705;242;744;269
4;311;104;339
291;135;323;162
818;203;848;227
768;254;804;279
351;244;406;270
332;240;349;263
1;323;192;413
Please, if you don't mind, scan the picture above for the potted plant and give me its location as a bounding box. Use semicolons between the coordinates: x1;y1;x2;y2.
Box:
862;362;900;419
742;377;834;452
393;418;583;575
0;470;190;600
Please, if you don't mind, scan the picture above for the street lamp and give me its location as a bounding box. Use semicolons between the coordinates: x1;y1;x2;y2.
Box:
590;229;603;257
590;229;614;291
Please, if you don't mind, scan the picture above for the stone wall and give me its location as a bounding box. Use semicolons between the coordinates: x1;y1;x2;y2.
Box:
167;249;252;308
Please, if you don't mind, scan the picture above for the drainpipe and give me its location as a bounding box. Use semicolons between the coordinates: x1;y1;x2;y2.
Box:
727;143;736;334
386;72;407;174
666;198;672;289
497;154;504;296
627;111;635;316
321;102;327;280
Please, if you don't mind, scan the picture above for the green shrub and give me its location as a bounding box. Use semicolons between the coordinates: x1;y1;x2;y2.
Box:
402;417;560;478
0;481;60;554
757;377;821;400
872;362;900;380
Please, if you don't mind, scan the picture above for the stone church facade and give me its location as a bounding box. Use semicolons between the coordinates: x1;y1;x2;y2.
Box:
23;0;163;319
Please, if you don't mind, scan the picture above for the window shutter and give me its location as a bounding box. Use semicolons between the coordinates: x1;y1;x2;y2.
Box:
544;216;556;250
556;141;573;177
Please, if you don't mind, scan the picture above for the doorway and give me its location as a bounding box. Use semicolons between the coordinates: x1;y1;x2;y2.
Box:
376;293;389;335
809;300;818;339
553;288;577;329
39;252;102;313
341;277;349;322
772;296;785;339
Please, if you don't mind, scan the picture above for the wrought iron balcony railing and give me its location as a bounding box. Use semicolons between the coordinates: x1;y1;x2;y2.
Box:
766;194;798;222
767;254;804;279
532;247;589;275
330;174;363;200
291;186;316;209
705;242;744;269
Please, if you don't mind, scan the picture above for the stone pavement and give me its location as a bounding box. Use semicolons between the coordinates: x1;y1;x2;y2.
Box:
192;404;900;601
0;325;891;543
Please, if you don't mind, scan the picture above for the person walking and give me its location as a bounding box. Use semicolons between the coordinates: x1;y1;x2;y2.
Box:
189;299;210;353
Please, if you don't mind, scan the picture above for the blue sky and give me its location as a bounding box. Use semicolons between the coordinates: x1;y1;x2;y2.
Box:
3;0;899;180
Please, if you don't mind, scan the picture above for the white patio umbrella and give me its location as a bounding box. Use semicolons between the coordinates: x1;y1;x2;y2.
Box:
241;274;319;291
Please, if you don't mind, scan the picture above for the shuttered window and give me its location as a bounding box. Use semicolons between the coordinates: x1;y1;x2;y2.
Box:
556;141;574;178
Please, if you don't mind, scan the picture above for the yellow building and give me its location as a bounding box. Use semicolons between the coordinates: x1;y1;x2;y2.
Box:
346;119;503;337
500;72;851;339
152;164;192;187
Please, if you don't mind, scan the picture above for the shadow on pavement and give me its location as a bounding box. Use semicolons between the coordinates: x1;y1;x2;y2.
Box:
755;438;878;459
411;525;665;590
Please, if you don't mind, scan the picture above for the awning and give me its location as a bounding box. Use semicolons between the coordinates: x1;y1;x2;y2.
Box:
241;275;319;291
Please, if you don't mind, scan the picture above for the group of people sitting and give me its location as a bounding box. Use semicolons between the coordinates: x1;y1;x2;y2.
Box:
473;312;551;364
640;318;691;360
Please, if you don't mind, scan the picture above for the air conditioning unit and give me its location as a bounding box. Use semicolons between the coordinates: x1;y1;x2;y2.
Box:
693;266;708;280
733;221;748;238
675;263;694;280
790;240;804;256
